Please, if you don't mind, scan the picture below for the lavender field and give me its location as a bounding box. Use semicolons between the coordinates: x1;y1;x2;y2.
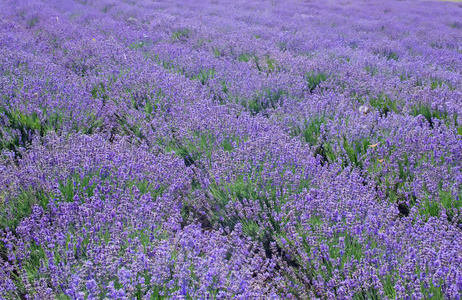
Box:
1;0;462;299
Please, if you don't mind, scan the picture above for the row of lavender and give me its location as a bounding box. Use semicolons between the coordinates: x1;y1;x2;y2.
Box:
1;0;462;299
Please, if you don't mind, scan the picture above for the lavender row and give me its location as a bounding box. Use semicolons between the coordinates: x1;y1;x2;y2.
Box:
1;0;462;299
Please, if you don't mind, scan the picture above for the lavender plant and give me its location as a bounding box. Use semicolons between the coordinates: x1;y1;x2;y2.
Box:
1;0;462;298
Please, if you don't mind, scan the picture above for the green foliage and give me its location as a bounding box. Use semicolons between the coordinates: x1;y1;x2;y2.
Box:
450;21;462;29
278;41;287;52
239;88;286;115
129;41;149;50
128;87;165;118
68;59;95;77
369;93;398;117
430;42;443;49
213;48;222;57
431;79;442;90
12;179;167;299
58;168;166;207
208;161;311;237
90;82;108;103
341;135;371;169
191;69;215;85
294;116;375;169
160;130;244;168
265;56;277;72
419;188;462;223
238;53;277;74
282;207;446;299
212;81;229;105
386;51;399;61
148;54;176;70
334;55;351;64
0;107;64;155
370;152;414;205
376;49;399;61
101;4;113;13
238;53;252;62
240;220;263;240
221;81;228;95
76;114;104;135
304;72;328;93
410;103;448;128
0;189;50;231
27;16;39;29
58;171;103;202
313;142;336;165
429;78;455;91
397;155;413;186
171;28;190;41
364;64;378;76
399;73;411;81
118;87;166;141
0;103;103;156
146;53;216;87
300;117;325;146
289;116;337;165
114;113;147;143
277;212;391;299
308;231;366;273
195;38;209;47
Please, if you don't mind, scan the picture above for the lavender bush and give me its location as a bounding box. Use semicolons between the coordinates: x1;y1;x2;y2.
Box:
1;0;462;299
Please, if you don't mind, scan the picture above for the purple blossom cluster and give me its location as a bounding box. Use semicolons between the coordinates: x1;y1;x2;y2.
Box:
1;0;462;299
